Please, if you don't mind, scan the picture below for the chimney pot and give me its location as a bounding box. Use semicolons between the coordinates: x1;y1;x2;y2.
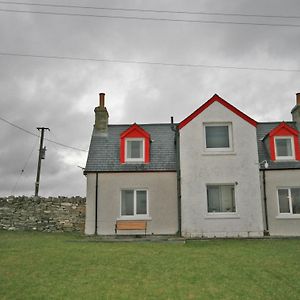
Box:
99;93;105;107
296;93;300;106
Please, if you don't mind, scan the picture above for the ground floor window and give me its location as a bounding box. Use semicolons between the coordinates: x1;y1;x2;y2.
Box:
121;189;148;217
278;188;300;214
207;184;236;213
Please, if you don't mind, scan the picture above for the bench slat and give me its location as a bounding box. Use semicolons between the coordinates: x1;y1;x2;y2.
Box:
115;220;147;234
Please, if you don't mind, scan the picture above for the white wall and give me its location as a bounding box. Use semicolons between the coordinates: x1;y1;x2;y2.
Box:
264;169;300;236
180;101;264;237
85;173;97;235
85;172;178;235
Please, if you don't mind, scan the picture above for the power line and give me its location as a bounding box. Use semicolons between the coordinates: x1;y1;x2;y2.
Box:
0;115;88;152
1;1;299;20
1;8;300;28
11;138;38;194
0;51;299;73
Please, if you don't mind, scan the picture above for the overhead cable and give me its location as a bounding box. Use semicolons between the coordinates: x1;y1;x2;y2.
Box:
0;1;299;20
0;8;300;28
0;116;88;152
0;52;299;73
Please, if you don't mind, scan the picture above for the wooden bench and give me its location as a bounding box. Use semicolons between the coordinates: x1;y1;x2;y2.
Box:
115;220;147;236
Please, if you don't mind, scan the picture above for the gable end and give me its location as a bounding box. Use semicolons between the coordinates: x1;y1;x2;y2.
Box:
178;94;257;129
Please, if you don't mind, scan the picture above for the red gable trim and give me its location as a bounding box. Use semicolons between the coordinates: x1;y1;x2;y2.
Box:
178;94;257;130
269;121;299;137
120;123;150;139
120;123;150;164
269;122;300;161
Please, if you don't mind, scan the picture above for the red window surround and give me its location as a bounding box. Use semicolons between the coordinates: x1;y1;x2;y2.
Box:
120;123;150;164
269;122;300;161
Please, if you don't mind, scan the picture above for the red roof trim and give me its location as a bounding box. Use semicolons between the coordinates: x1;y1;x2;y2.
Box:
269;121;299;137
268;122;300;161
120;123;150;139
178;94;257;129
120;123;150;164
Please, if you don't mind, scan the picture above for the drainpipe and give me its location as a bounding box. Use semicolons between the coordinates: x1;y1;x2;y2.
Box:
95;172;98;235
171;117;182;236
262;170;269;235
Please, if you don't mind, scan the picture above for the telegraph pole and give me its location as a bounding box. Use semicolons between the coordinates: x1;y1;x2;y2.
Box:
35;127;50;197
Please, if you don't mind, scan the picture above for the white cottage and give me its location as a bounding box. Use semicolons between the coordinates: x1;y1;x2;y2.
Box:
178;94;264;238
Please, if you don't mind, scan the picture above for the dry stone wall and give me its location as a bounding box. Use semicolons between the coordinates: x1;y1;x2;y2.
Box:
0;196;85;232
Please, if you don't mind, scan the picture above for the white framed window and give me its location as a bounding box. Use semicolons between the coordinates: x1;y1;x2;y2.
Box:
120;189;148;217
274;136;295;160
278;187;300;215
125;138;145;162
204;123;233;151
207;184;236;213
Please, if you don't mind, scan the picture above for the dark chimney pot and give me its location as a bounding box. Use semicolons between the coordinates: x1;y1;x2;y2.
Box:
296;93;300;106
99;93;105;107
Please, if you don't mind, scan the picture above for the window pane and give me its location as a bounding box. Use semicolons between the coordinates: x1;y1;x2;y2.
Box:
291;188;300;214
127;140;142;159
276;138;292;157
136;191;147;215
220;185;236;212
206;126;229;148
207;185;235;213
278;189;290;213
207;186;220;212
121;190;134;215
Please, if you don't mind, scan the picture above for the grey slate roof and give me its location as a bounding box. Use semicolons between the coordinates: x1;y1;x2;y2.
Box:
257;122;300;170
85;124;176;172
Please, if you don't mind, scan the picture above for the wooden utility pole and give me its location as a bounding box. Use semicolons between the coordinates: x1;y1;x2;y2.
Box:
35;127;50;197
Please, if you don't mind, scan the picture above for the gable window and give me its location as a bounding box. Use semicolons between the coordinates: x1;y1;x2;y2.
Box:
121;189;148;217
278;188;300;215
207;184;236;213
125;138;144;162
120;124;150;164
274;137;295;160
204;123;232;151
268;122;300;161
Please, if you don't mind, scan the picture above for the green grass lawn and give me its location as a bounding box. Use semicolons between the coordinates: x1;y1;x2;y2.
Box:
1;231;300;300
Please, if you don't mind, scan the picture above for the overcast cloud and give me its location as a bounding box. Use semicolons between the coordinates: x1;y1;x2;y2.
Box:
0;0;300;197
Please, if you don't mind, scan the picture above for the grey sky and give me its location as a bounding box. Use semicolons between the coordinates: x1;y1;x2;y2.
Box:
0;0;300;197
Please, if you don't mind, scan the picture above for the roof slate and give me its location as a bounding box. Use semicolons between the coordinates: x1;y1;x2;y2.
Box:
85;124;176;172
256;122;300;170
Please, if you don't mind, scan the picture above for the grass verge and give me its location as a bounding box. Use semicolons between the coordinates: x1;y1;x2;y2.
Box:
1;230;300;299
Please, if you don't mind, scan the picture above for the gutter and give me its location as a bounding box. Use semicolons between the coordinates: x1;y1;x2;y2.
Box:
171;117;182;236
95;172;99;235
262;169;269;235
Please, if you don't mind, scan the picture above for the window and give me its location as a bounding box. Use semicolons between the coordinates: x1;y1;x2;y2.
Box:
278;188;300;214
207;184;236;213
125;138;144;162
121;189;148;217
205;123;232;151
274;137;295;160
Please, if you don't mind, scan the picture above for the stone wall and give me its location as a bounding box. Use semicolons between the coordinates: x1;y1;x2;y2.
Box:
0;196;86;232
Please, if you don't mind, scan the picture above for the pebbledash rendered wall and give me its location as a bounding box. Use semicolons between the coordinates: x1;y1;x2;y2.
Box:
0;196;86;232
180;101;264;238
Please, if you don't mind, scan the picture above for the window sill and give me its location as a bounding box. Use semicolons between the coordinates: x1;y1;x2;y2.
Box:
276;215;300;220
275;158;296;161
202;151;236;156
205;213;240;219
117;216;152;221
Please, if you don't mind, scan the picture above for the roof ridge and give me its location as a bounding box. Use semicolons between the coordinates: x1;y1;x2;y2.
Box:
108;123;177;126
258;121;295;124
